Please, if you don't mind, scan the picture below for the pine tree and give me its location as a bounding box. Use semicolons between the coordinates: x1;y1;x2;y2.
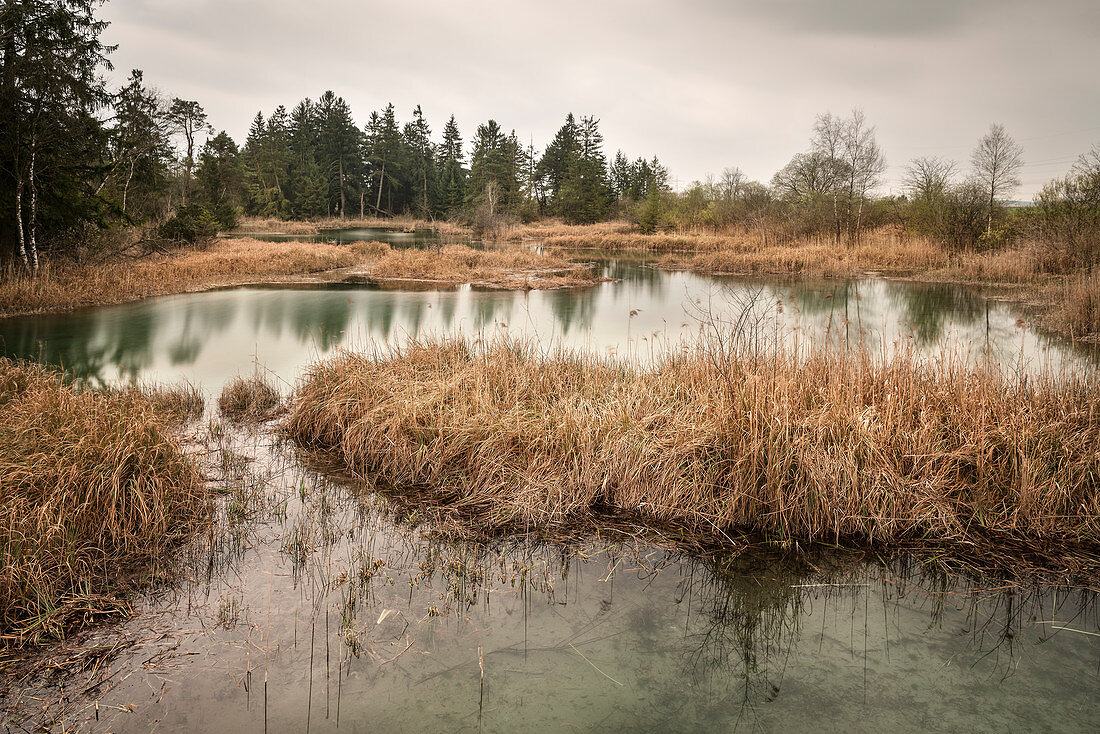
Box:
1;0;114;269
108;69;172;219
315;91;362;218
437;115;466;217
403;105;437;218
536;113;580;211
364;104;406;215
195;131;243;227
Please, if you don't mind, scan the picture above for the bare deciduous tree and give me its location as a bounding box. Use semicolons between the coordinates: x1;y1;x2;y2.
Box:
970;123;1023;235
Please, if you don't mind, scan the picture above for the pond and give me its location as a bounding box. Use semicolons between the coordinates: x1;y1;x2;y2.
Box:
0;259;1093;388
6;433;1098;732
2;239;1099;731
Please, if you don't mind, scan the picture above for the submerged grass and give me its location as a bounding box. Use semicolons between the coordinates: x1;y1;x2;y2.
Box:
286;338;1100;555
0;360;207;647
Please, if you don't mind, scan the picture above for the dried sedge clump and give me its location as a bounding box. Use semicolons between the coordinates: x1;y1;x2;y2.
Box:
286;338;1100;552
0;359;206;647
130;382;205;424
218;374;283;423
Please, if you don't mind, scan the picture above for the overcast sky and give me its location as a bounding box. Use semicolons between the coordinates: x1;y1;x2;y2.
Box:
101;0;1100;197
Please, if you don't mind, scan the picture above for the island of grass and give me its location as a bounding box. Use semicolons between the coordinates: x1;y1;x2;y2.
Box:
286;338;1100;576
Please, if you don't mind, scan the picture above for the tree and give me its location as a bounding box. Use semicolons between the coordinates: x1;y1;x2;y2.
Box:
809;109;885;244
1033;145;1100;263
437;115;466;217
194;131;243;227
0;0;114;270
315;91;362;218
903;156;956;240
970;123;1023;236
364;104;405;215
403;105;437;218
536;113;580;211
108;69;172;219
167;98;208;205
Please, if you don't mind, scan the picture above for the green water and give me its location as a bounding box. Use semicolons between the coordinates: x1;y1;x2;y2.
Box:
9;435;1094;733
0;260;1092;387
1;244;1098;732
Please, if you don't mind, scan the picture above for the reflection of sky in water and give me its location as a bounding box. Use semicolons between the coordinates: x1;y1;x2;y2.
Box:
0;261;1095;388
75;457;1100;734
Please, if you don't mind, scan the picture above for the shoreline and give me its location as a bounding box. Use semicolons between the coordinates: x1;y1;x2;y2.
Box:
0;238;604;320
285;338;1100;575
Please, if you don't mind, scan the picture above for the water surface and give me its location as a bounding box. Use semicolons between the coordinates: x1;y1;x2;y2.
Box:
0;260;1091;387
2;241;1098;732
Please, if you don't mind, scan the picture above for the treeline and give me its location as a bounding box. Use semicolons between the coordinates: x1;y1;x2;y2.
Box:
3;1;1098;272
0;1;669;268
232;101;669;229
644;112;1100;265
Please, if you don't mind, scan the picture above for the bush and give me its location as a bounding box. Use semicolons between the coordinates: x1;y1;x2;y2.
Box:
158;203;218;242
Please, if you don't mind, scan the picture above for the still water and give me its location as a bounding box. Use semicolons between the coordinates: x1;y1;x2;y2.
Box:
2;242;1098;732
225;226;448;247
0;259;1092;387
10;434;1097;733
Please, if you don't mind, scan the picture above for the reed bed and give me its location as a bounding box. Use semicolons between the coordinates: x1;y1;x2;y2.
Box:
219;374;283;423
286;339;1100;553
1058;271;1100;339
498;220;635;242
231;215;471;237
0;237;598;317
0;360;206;646
661;236;1065;284
0;238;363;317
354;244;601;289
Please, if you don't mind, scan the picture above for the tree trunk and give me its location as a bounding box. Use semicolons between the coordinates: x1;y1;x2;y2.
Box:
339;157;346;219
28;148;39;273
15;178;28;271
375;160;385;213
987;185;995;236
122;158;135;214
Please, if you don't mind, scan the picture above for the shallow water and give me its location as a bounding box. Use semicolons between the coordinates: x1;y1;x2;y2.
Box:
2;239;1099;732
7;432;1097;733
0;259;1092;388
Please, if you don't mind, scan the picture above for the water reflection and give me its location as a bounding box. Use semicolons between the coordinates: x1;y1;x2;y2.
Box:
224;226;450;248
21;433;1096;734
0;262;1095;387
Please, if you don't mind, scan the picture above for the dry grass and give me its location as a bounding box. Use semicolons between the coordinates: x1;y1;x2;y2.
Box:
229;218;321;235
133;382;205;424
0;360;206;646
0;237;599;317
654;231;1064;284
348;243;602;289
1056;271;1100;339
0;238;364;317
497;220;636;243
218;374;283;423
231;216;471;237
286;339;1100;553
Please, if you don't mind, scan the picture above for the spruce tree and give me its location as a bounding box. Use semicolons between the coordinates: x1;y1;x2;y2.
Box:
437;115;467;218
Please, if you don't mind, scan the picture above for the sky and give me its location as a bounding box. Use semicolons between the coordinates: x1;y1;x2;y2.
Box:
100;0;1100;198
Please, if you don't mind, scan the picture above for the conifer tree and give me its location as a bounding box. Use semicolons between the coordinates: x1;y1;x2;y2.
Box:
437;115;467;218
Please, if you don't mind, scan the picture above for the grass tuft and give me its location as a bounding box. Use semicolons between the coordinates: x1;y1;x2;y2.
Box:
218;374;283;423
0;360;206;647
